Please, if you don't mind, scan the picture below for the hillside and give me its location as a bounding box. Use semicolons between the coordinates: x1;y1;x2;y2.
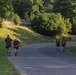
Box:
0;21;52;46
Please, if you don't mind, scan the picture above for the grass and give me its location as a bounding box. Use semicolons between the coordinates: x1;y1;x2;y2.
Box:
0;39;20;75
66;45;76;53
0;21;52;75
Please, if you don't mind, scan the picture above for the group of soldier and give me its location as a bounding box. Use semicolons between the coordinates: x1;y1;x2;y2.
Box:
5;35;20;56
56;37;66;52
5;35;66;57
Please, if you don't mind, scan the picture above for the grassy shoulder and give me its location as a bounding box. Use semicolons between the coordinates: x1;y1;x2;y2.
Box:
66;45;76;53
0;23;52;75
0;39;20;75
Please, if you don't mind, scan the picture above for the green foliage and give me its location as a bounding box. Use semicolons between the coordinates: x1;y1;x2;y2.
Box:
72;16;76;34
12;0;44;20
43;0;54;13
45;4;53;13
0;0;13;18
30;0;44;20
0;17;3;28
12;14;21;25
1;0;75;35
53;0;76;18
53;0;76;34
12;0;32;18
31;13;71;36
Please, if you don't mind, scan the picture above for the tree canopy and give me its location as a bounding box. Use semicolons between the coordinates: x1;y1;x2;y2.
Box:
31;13;71;36
53;0;76;34
0;0;13;18
0;0;76;36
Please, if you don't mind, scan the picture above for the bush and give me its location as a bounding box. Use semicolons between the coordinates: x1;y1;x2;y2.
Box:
12;13;21;25
0;17;3;28
31;13;72;36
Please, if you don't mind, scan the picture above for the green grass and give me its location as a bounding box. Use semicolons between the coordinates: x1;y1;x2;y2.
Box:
66;45;76;53
0;23;52;75
0;39;20;75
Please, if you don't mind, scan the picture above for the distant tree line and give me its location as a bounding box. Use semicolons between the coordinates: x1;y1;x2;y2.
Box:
0;0;76;36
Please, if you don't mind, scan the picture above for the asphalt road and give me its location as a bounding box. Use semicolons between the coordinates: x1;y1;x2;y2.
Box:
8;42;76;75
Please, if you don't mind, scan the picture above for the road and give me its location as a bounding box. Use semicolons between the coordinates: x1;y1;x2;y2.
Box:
8;42;76;75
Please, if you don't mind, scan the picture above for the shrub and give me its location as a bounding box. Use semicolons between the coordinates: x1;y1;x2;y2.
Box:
31;13;72;36
12;14;21;25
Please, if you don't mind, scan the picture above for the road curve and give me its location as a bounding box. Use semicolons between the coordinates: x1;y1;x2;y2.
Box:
8;42;76;75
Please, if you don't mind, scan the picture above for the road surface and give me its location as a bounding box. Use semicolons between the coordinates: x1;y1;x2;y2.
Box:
8;42;76;75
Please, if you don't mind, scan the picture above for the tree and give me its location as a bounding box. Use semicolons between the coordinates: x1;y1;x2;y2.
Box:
12;0;32;18
53;0;76;18
72;16;76;34
31;13;71;36
0;0;13;18
30;0;44;20
53;0;76;34
12;13;21;25
42;0;54;13
12;0;44;20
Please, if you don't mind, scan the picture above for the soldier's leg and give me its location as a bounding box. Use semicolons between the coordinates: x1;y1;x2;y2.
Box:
8;48;11;56
7;48;11;56
63;47;65;52
14;48;18;56
57;46;58;51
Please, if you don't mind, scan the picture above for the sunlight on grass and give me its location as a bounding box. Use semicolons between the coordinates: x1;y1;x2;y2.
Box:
0;23;52;45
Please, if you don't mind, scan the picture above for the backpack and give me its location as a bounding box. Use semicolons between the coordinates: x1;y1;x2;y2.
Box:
5;38;12;45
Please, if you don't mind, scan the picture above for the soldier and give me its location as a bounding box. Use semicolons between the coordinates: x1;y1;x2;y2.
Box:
5;35;12;56
61;37;66;52
56;38;60;52
13;39;20;56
